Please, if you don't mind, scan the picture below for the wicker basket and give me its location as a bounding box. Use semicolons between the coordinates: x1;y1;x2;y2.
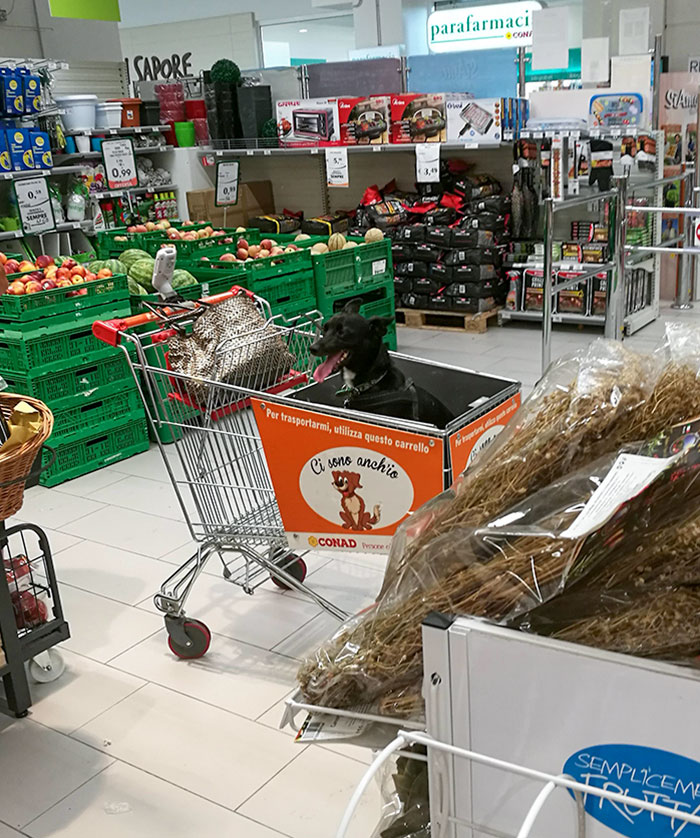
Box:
0;393;53;520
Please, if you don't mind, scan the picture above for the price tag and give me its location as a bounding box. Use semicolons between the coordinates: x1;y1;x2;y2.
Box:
102;138;138;190
215;160;240;206
325;147;349;188
415;142;440;183
14;176;55;235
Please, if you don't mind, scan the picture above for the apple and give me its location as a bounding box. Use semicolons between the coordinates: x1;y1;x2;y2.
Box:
29;270;44;282
134;225;147;233
284;246;296;253
200;256;210;261
24;280;42;294
237;238;249;250
270;247;284;256
204;226;213;235
145;221;156;231
235;226;246;233
97;269;113;278
61;258;76;270
127;225;137;233
7;281;25;295
56;279;72;288
260;239;274;250
182;220;194;226
223;237;233;244
85;272;97;282
56;267;70;281
70;275;84;285
18;260;35;273
182;233;196;241
41;279;57;290
236;248;248;260
70;265;86;278
248;245;260;258
259;248;270;259
220;253;236;262
0;252;7;265
4;259;19;274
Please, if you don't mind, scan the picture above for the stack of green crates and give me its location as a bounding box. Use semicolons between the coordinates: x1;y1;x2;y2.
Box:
0;274;149;486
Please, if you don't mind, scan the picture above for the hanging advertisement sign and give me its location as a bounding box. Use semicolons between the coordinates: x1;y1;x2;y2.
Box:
428;1;542;53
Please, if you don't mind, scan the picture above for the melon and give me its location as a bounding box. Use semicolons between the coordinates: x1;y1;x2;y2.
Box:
103;258;127;276
342;241;359;249
364;228;384;243
129;258;156;290
328;233;346;251
87;259;106;273
310;243;329;255
295;233;311;241
120;249;152;270
172;269;197;289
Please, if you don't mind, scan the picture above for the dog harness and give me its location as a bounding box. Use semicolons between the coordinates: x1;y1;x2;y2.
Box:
338;375;421;420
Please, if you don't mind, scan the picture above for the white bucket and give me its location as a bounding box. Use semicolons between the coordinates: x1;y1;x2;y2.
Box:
95;101;123;129
55;94;98;132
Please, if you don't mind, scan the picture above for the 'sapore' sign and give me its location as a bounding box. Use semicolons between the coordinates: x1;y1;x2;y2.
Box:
563;743;700;837
428;1;542;52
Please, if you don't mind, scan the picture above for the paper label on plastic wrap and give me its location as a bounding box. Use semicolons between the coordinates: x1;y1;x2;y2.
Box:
561;454;674;540
296;710;371;742
415;142;440;182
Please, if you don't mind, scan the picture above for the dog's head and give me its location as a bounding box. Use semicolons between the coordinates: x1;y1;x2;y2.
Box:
332;470;362;495
311;299;393;383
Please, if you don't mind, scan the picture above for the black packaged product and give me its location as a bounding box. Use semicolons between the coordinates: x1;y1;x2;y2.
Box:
450;296;497;313
360;198;407;229
395;261;428;278
397;224;427;243
402;292;429;309
423;206;457;226
582;243;609;263
589;272;608;316
391;242;415;262
416;180;444;198
249;214;301;234
446;279;497;299
557;270;587;314
425;226;451;247
429;262;453;282
429;294;452;311
414;277;442;294
522;268;545;311
451;263;498;282
412;243;442;263
450;227;495;248
454;174;501;201
461;213;509;234
469;195;511;214
301;213;349;235
394;276;414;294
444;247;499;266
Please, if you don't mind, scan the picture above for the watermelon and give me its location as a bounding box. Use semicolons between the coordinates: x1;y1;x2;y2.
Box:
127;277;148;296
120;249;151;270
129;258;156;290
103;258;127;276
87;259;106;273
171;269;197;289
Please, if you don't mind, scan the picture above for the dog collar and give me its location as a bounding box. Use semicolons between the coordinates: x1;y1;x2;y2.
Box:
336;369;389;397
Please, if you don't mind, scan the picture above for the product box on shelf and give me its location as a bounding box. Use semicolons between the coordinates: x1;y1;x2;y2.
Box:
20;69;41;114
301;214;348;235
338;95;391;145
0;130;11;173
0;69;23;115
390;93;446;143
588;272;608;316
276;98;340;147
6;128;33;170
30;131;52;169
249;213;301;234
185;181;274;229
556;271;587;315
522;268;545;311
446;96;503;145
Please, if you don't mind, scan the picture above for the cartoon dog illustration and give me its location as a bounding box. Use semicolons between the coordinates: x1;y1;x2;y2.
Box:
331;470;381;531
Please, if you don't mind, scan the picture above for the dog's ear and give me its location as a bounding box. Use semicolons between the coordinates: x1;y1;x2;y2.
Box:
369;316;393;337
343;298;363;315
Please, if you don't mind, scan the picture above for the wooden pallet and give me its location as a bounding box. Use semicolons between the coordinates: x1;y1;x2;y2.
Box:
395;306;501;335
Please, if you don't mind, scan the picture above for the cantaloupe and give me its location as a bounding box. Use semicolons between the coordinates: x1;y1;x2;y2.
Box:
328;233;346;251
310;242;329;255
342;241;359;249
295;233;311;241
364;227;384;243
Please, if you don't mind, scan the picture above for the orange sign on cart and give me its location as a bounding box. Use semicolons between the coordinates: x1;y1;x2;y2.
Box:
252;399;444;554
448;393;521;480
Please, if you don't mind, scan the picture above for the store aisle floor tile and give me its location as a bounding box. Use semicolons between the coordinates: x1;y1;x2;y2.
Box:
72;683;303;811
0;716;113;830
24;760;288;838
109;630;299;720
57;584;162;663
52;539;173;606
23;648;144;735
238;745;380;838
0;822;24;838
15;486;105;531
59;505;192;559
89;473;194;522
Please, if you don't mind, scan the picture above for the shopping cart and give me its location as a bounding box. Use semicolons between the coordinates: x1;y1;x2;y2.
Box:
93;287;348;659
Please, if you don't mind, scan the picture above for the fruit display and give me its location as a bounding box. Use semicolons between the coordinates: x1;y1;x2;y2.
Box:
198;230;377;265
2;252;118;296
118;247;197;295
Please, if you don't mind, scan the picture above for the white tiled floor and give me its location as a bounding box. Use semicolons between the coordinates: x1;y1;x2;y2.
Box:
2;307;697;837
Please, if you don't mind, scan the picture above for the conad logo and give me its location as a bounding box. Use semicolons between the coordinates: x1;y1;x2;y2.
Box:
308;536;358;548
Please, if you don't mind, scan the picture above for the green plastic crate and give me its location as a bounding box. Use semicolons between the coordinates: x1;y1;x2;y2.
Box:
313;239;392;309
51;379;142;444
40;411;149;486
1;274;129;322
141;227;246;258
0;302;131;373
2;350;133;408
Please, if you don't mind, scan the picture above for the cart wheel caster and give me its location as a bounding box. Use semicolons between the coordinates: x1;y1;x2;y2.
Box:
14;709;29;719
167;619;211;659
29;649;65;684
271;554;307;590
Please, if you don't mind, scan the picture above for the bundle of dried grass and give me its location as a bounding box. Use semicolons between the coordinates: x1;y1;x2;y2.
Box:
554;588;700;659
298;347;700;716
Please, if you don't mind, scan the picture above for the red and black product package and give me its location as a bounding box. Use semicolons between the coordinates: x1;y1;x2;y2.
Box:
401;292;429;309
449;296;497;313
412;243;443;263
429;262;454;282
460;213;510;234
469;195;511;214
451;263;498;282
396;224;427;243
557;271;587;314
359;199;407;229
249;212;301;233
394;276;414;294
391;242;415;262
428;294;452;311
446;279;497;298
395;261;429;278
414;277;443;295
450;227;495;248
425;226;452;247
301;213;349;235
454;174;502;201
588;272;608;316
523;268;545;311
444;247;500;266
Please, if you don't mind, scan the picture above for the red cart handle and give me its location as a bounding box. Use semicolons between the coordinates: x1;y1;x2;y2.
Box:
92;285;255;346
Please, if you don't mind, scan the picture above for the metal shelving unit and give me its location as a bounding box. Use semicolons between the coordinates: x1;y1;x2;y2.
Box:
0;164;90;180
57;145;174;162
64;124;169;137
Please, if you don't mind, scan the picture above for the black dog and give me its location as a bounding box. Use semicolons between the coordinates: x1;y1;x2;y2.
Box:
310;300;453;428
